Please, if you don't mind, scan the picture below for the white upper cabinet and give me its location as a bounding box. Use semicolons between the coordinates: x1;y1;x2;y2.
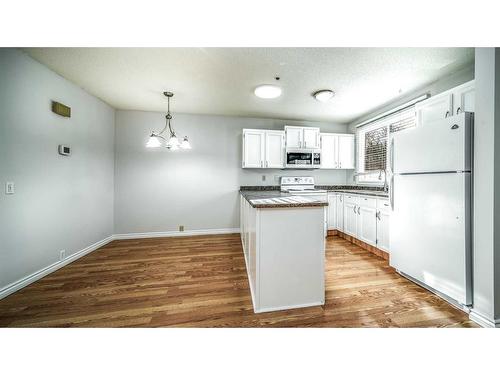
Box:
242;130;264;168
320;133;355;169
285;126;303;148
265;131;285;168
337;135;355;169
242;129;284;169
416;93;453;125
320;133;339;169
285;126;320;149
452;80;475;114
416;80;474;126
303;127;321;149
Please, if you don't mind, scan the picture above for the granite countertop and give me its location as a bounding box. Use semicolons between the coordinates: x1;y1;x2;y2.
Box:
240;190;328;209
240;185;389;199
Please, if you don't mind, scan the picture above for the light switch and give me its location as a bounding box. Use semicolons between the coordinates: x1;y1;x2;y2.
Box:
5;182;15;194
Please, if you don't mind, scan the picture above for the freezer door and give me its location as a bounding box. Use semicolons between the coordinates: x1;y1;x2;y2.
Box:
393;112;472;174
389;172;471;305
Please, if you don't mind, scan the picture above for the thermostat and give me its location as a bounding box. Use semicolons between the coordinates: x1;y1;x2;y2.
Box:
58;145;71;156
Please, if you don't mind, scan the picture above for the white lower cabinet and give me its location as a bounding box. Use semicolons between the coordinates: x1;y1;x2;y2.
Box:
376;199;391;252
328;193;390;253
336;194;344;231
358;197;377;246
343;195;359;237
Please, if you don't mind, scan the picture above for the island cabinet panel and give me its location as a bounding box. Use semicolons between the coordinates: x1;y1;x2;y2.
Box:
239;194;326;313
257;207;325;312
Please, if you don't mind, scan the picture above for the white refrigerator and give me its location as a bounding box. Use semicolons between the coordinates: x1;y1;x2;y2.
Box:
389;112;473;306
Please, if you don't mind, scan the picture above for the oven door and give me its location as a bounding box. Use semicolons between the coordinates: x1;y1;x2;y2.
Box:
286;151;313;168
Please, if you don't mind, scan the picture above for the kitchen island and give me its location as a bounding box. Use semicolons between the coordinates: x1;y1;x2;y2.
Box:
239;189;327;313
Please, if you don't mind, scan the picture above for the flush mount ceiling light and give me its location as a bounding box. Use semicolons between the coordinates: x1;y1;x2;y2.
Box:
146;91;191;150
254;84;282;99
313;89;335;103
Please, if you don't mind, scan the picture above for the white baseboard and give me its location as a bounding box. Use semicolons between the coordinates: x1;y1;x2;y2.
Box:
0;235;114;300
469;310;500;328
113;227;240;240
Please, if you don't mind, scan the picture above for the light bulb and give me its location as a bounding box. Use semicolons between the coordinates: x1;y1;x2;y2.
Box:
180;136;192;149
167;135;180;147
254;84;282;99
146;135;161;148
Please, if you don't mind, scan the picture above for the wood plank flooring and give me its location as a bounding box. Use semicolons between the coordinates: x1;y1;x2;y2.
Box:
0;234;478;327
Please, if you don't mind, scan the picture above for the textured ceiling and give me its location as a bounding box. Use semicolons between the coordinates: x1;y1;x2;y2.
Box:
23;47;474;123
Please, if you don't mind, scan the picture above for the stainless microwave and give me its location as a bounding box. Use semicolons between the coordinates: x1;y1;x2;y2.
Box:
285;150;321;169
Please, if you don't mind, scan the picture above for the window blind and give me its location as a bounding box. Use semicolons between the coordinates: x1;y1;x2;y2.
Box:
357;106;417;178
364;126;387;171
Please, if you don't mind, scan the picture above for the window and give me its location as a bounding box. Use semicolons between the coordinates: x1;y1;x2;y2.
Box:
356;106;416;184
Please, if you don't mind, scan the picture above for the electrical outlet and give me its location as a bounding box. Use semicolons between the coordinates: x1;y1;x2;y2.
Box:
59;250;66;261
5;182;14;194
262;175;266;182
179;225;184;232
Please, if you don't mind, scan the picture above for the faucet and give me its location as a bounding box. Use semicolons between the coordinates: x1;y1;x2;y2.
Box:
379;169;388;192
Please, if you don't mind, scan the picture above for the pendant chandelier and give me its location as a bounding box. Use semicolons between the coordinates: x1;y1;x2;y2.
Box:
146;91;191;150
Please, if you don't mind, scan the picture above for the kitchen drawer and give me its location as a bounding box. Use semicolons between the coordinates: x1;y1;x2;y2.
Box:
358;196;377;208
377;198;390;210
343;194;360;205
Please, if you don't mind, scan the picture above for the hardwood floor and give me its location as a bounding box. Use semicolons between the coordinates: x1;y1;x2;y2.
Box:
0;234;478;327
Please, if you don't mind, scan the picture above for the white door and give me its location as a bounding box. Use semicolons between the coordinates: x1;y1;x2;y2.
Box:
303;127;320;149
243;130;264;168
285;126;303;148
327;193;337;230
377;209;390;252
320;133;338;169
338;135;355;169
358;205;377;246
343;202;358;237
415;93;453;126
393;113;472;174
336;194;344;231
265;131;284;168
389;172;471;305
452;81;475;114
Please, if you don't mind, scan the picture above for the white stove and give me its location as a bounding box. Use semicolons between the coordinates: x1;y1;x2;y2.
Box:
280;176;327;195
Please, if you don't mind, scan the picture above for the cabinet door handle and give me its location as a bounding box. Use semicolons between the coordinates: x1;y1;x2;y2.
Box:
445;111;450;118
353;205;356;214
358;206;361;215
299;140;302;148
456;107;462;115
260;160;263;168
266;161;269;168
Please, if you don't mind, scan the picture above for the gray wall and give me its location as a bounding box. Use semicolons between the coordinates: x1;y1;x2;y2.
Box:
472;48;500;324
0;49;115;292
114;110;348;234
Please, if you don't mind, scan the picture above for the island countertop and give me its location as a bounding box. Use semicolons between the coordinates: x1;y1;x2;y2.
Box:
239;190;328;209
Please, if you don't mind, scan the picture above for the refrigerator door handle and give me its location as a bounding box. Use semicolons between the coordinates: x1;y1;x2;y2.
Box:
390;174;395;210
390;137;394;173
